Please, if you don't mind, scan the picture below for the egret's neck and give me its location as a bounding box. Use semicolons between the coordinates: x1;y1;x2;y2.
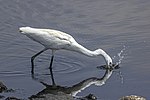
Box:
69;43;112;66
70;43;95;57
70;43;111;61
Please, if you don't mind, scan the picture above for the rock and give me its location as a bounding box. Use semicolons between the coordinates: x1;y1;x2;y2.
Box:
0;95;5;99
5;97;20;100
84;94;97;100
74;94;97;100
29;92;74;100
0;81;7;93
120;95;146;100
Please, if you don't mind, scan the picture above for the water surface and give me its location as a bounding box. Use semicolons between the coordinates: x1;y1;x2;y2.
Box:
0;0;150;99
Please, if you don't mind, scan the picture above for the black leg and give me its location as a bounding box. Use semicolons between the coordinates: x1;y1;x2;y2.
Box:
49;55;56;85
31;49;47;74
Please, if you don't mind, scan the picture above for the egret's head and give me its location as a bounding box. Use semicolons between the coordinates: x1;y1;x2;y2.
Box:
19;27;34;34
106;55;113;67
94;49;113;67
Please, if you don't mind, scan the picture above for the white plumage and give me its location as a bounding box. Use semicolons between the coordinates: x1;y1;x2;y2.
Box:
19;27;113;84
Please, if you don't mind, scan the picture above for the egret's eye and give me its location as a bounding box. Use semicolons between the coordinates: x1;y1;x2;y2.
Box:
109;62;113;66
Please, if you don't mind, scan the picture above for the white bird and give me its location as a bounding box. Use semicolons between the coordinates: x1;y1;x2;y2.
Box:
19;27;113;85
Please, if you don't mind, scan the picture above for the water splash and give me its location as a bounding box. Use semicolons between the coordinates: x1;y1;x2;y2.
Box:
113;45;126;65
113;46;126;83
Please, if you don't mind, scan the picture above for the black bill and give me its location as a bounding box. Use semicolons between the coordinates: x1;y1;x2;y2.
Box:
97;63;120;70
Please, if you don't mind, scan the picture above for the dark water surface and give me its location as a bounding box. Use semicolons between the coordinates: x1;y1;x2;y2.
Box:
0;0;150;99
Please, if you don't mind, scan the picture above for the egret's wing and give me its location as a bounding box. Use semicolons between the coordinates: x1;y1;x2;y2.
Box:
39;29;76;43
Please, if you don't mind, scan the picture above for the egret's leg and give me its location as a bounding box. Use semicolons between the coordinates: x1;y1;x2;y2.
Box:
31;48;47;74
49;55;56;85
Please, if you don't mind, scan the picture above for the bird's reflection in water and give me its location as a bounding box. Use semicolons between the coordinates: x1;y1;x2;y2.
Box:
29;67;118;100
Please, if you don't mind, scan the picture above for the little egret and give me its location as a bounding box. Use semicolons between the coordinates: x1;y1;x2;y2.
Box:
19;27;113;84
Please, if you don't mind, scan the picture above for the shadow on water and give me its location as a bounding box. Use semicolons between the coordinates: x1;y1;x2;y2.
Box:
29;67;118;100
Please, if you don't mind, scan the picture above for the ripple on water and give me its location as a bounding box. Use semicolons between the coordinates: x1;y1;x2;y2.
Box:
41;54;83;73
53;56;83;74
53;61;82;74
0;71;27;78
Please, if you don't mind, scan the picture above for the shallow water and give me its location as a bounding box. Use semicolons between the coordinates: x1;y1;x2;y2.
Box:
0;0;150;99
